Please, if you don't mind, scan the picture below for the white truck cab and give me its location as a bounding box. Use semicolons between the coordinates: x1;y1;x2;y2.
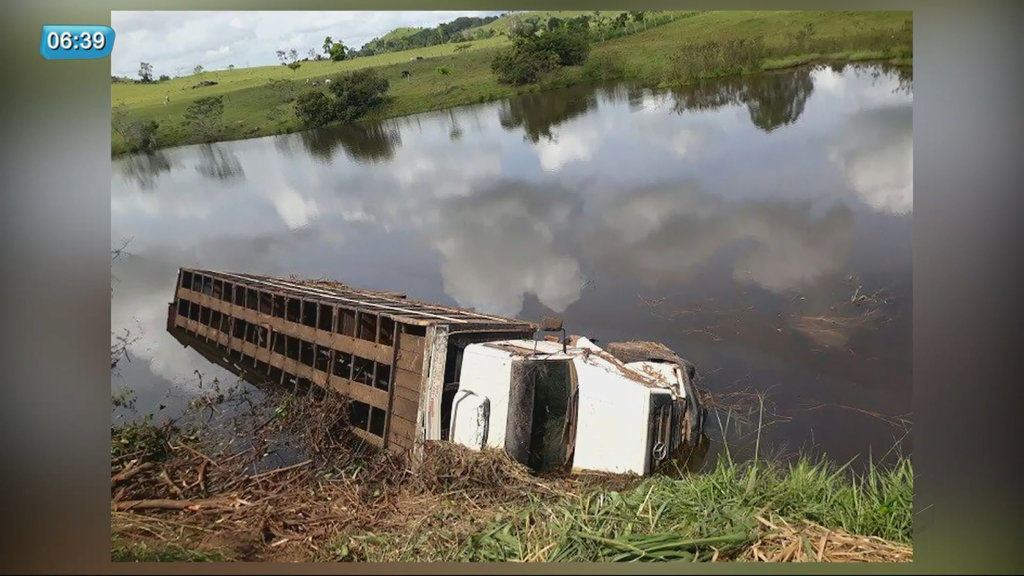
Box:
444;336;706;475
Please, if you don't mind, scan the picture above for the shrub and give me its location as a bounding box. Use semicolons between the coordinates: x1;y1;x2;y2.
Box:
295;91;334;127
329;69;391;122
533;27;591;66
293;70;391;127
182;95;224;141
492;48;560;86
112;104;160;152
492;27;591;86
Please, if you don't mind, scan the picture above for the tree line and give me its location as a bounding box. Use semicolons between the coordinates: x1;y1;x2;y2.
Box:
356;15;501;56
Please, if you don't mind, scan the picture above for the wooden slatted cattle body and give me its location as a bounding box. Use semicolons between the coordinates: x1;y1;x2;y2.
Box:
166;268;536;453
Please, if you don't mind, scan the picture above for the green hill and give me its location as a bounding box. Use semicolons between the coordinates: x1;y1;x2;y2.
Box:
112;10;911;155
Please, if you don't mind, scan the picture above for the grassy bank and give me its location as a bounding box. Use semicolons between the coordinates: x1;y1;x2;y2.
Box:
110;384;912;563
318;454;913;562
111;10;912;155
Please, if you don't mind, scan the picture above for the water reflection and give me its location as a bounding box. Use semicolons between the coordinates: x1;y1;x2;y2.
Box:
430;179;585;317
668;66;814;132
829;105;913;216
583;184;855;293
195;143;245;181
743;67;815;132
499;85;598;143
446;109;464;141
112;63;913;468
116;150;171;190
299;121;402;164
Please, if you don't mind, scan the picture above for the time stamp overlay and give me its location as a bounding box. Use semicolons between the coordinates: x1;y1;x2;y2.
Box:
40;25;115;59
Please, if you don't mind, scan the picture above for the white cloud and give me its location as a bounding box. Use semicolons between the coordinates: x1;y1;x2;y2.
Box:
110;11;503;77
271;186;320;229
432;190;584;317
204;45;231;59
811;67;846;94
586;186;854;294
535;130;597;172
828;105;913;215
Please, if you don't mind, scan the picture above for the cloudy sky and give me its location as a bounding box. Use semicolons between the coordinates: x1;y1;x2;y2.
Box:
110;11;504;78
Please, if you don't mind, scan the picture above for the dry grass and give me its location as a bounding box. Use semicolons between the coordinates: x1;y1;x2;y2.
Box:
740;513;912;563
788;308;886;350
111;344;911;563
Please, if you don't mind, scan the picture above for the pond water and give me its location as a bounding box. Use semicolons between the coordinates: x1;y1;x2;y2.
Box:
111;62;913;470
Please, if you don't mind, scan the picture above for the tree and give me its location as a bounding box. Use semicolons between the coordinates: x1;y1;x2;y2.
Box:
308;48;317;61
228;64;235;70
158;74;170;82
138;62;153;82
322;36;333;55
277;49;302;71
182;95;224;141
193;65;204;75
328;40;347;62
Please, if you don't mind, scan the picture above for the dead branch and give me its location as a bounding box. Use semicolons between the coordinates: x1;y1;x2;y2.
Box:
111;462;155;486
159;468;184;498
114;498;238;512
172;441;219;468
249;459;313;481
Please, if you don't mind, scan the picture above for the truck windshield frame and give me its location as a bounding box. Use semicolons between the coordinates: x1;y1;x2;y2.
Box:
505;358;578;473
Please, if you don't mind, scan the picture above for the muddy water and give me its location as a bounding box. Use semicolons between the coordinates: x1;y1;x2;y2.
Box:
111;62;912;471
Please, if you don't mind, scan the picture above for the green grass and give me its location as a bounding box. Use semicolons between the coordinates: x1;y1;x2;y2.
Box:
111;10;912;154
112;535;228;562
376;26;424;42
317;455;912;562
109;389;913;563
466;11;629;35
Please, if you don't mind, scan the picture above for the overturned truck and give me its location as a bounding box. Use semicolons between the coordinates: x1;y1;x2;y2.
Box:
167;268;707;475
